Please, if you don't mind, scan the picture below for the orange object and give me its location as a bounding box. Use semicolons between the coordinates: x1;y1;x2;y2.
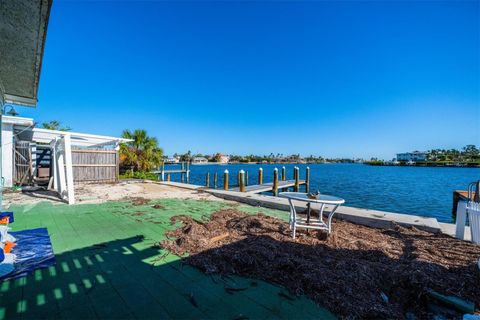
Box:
3;242;16;253
0;217;9;225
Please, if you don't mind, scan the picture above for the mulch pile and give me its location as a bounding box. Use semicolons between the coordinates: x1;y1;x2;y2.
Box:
161;209;480;319
128;197;151;206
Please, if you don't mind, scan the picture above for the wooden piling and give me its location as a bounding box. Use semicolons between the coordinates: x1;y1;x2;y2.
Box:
305;166;310;193
272;168;279;196
258;168;263;185
475;181;480;202
213;173;218;189
245;171;249;186
281;166;286;181
224;170;229;190
167;174;170;182
239;170;245;192
237;171;241;187
206;172;210;187
161;161;165;181
294;166;299;192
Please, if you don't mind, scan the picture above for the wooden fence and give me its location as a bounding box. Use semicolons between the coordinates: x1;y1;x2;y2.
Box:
14;141;32;185
71;149;119;182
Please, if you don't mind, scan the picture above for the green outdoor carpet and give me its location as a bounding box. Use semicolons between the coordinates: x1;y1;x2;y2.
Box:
0;198;336;319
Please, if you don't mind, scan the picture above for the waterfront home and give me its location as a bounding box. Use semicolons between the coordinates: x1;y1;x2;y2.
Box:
396;151;427;162
192;156;208;164
218;154;230;164
1;2;478;320
165;156;180;163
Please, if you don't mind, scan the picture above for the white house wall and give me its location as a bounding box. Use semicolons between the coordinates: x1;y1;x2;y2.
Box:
2;123;14;187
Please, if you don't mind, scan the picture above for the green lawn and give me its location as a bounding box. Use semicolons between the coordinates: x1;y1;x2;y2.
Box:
0;198;335;319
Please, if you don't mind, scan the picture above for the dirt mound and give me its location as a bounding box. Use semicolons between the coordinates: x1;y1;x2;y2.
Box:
128;197;150;206
161;209;480;319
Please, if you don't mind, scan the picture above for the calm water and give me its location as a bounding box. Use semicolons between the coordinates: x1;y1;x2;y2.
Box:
165;163;479;223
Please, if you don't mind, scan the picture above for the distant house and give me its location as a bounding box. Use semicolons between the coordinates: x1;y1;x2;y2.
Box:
165;156;179;164
396;151;427;162
218;154;229;164
192;157;208;164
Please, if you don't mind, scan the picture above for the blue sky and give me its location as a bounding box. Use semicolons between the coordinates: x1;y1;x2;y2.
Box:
20;0;479;159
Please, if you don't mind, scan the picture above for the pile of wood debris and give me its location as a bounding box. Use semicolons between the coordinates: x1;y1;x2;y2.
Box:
161;209;480;319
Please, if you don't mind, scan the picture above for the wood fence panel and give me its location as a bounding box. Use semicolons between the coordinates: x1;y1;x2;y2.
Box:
14;141;32;185
71;149;118;182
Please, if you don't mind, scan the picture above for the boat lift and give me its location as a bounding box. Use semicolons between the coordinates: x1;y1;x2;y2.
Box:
153;161;190;183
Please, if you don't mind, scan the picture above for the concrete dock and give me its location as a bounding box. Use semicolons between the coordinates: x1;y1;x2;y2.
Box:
230;180;306;193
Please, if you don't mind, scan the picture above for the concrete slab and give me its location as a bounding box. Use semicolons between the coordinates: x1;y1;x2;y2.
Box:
439;222;472;242
230;180;306;193
155;181;204;191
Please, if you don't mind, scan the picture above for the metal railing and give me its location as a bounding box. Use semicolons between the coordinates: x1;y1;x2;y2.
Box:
468;180;480;202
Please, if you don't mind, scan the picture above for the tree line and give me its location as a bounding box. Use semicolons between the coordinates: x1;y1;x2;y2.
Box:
171;152;327;164
425;145;479;162
115;129;480;173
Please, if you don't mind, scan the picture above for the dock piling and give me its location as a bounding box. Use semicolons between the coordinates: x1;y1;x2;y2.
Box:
272;168;279;196
214;173;218;189
281;166;286;181
258;168;263;185
245;171;249;186
224;170;229;191
160;162;165;181
154;161;190;184
239;170;245;192
305;167;310;193
206;172;210;187
294;166;299;192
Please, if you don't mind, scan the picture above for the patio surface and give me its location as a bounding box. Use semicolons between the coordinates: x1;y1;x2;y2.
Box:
0;198;335;319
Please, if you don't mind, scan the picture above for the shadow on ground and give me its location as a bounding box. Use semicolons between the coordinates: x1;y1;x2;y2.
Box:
21;189;63;203
0;235;334;320
160;211;480;319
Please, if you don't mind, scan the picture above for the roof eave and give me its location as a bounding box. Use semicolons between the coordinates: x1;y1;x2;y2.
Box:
0;0;53;107
3;94;38;107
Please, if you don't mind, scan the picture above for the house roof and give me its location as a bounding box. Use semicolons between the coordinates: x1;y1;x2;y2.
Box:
2;116;131;148
0;0;52;107
30;128;132;148
2;115;34;126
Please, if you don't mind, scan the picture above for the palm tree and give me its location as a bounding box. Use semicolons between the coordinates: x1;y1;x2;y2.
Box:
179;150;192;162
120;129;163;172
41;120;71;131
